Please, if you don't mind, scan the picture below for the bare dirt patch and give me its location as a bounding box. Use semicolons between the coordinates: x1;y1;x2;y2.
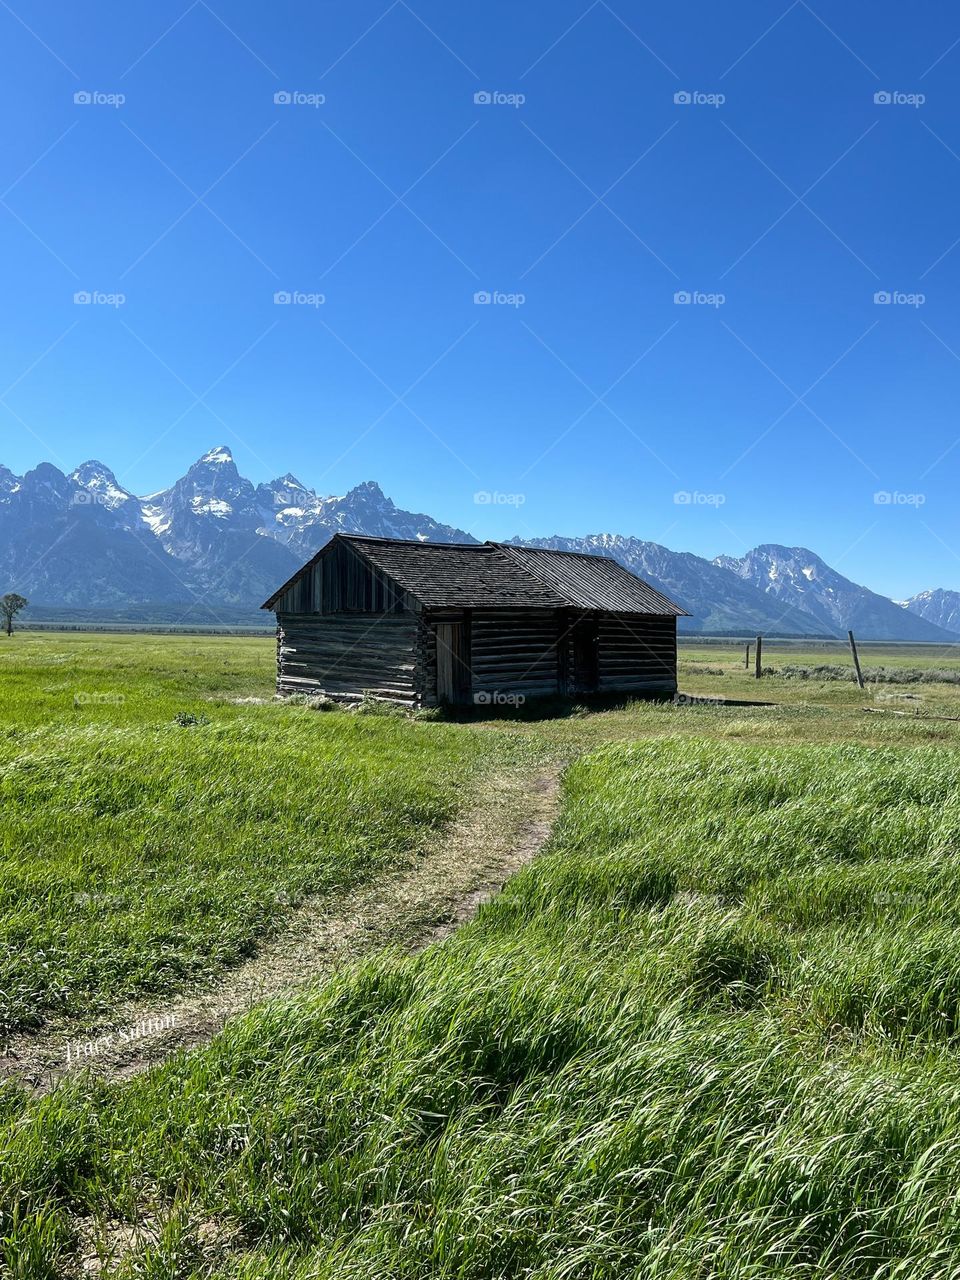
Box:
1;767;560;1093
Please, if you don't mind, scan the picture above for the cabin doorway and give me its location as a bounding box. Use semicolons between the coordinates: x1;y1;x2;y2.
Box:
436;620;472;705
571;616;599;692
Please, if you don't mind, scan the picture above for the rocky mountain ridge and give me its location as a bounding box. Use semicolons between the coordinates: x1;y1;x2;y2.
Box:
1;447;957;639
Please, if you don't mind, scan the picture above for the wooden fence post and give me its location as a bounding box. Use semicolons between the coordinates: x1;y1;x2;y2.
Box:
745;642;751;669
848;629;865;689
755;635;762;679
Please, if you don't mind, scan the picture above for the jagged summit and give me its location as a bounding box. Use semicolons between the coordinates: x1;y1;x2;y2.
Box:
199;445;234;465
273;472;309;490
71;461;136;511
72;459;114;479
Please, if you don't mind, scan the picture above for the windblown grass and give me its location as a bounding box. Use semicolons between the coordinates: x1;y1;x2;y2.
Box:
6;737;960;1277
0;634;538;1034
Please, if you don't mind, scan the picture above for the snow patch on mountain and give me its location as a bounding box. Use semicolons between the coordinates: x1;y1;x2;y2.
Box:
140;505;169;536
719;544;957;642
0;466;22;497
902;588;960;637
192;497;233;517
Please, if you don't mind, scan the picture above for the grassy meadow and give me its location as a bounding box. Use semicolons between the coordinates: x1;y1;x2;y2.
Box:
678;637;960;709
0;633;542;1036
5;631;960;1277
486;638;960;751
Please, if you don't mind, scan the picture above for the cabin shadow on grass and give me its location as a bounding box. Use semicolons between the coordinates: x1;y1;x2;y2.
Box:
443;691;782;722
435;690;677;723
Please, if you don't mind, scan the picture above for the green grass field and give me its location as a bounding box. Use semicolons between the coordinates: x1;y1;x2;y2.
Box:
679;638;960;709
5;632;960;1278
0;633;541;1036
490;639;960;750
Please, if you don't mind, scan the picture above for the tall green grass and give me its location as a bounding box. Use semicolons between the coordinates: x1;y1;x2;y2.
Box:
0;713;516;1034
6;738;960;1277
0;634;537;1034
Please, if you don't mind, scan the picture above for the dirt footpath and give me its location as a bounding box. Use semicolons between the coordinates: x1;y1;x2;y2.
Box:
1;767;561;1093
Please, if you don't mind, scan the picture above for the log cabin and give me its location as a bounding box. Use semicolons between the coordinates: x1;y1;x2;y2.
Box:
261;534;689;707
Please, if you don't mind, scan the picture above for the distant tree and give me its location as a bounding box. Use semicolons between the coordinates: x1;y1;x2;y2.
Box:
1;593;28;636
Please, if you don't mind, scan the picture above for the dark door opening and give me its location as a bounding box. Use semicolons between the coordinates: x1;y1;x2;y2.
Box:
436;620;472;705
571;616;599;693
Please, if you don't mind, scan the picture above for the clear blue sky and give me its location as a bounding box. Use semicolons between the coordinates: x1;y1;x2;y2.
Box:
1;0;959;597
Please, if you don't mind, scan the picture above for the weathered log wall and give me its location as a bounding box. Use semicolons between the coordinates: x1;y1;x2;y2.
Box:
466;610;561;700
277;613;419;703
276;608;676;706
597;615;677;693
416;616;437;706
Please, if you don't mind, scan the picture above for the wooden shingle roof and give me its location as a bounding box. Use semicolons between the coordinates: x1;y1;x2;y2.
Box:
492;543;688;615
350;537;565;609
263;533;688;615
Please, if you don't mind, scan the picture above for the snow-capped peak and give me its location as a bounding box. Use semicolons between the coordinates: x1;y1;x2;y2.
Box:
70;460;135;511
258;473;315;507
200;445;234;465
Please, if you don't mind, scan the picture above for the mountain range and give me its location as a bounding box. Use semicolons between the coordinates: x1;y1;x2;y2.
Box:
1;446;959;641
